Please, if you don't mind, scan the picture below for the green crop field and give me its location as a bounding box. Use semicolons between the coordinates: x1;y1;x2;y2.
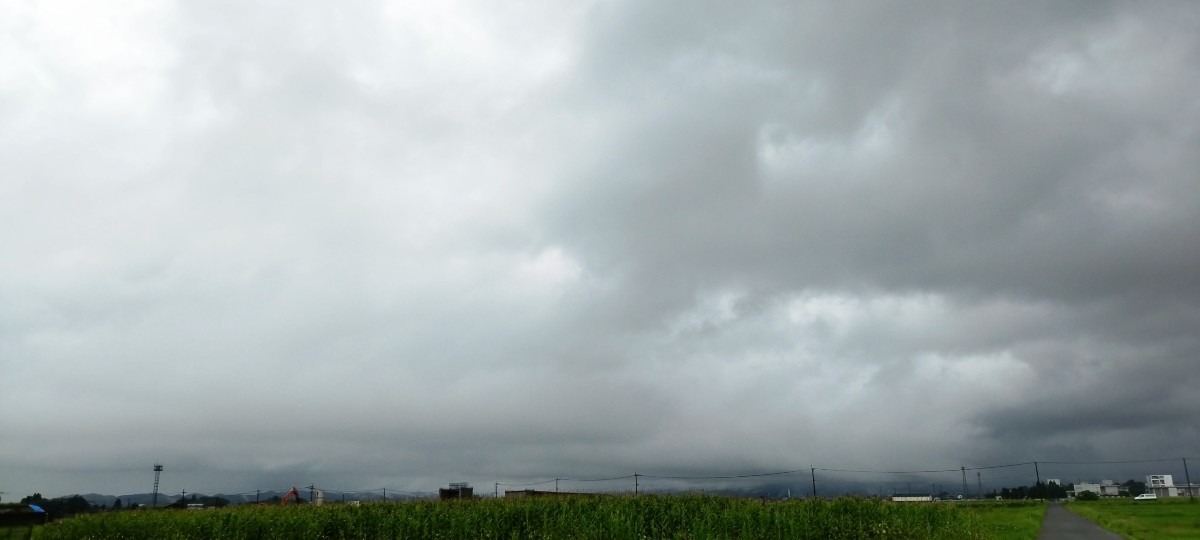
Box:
1066;498;1200;540
30;495;1048;539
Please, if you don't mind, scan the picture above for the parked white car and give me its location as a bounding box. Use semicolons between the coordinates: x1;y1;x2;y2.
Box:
1133;493;1157;500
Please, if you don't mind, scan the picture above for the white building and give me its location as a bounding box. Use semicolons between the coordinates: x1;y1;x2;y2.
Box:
891;493;932;502
1072;482;1102;498
1146;475;1179;498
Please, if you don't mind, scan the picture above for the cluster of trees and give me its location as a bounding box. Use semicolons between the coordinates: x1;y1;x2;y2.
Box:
1124;480;1148;496
988;482;1068;500
19;494;97;517
16;492;233;517
984;479;1147;500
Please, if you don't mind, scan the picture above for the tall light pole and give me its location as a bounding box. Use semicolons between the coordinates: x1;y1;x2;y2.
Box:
152;464;164;508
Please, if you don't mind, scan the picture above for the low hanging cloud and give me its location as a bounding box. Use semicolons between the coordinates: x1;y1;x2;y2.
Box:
2;1;1198;497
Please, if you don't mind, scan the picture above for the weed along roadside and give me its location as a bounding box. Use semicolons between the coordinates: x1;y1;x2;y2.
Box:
31;495;1035;539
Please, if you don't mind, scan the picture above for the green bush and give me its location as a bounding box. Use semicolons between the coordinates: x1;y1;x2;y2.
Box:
1075;490;1100;501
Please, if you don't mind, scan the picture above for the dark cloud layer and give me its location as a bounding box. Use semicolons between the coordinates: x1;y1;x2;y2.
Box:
2;1;1198;497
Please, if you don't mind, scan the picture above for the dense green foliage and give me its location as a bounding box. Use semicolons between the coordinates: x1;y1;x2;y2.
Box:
17;494;95;517
2;525;38;540
36;495;1005;539
1067;497;1200;540
957;501;1046;540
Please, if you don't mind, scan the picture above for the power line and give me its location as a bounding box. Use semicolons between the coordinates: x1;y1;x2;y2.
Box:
643;468;809;480
564;475;637;482
1038;458;1180;465
816;467;961;474
496;479;557;487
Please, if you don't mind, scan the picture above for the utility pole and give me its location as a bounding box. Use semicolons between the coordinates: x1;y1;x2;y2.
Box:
382;488;386;502
494;483;499;498
961;466;968;498
977;472;982;500
810;468;817;498
1033;462;1041;487
556;478;560;493
255;489;260;504
1184;458;1194;503
634;474;640;495
307;485;315;505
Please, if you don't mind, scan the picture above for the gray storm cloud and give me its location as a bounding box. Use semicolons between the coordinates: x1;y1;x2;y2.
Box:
2;1;1198;497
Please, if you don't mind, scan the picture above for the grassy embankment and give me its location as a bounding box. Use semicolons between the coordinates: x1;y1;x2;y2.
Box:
29;495;1048;539
1067;497;1200;540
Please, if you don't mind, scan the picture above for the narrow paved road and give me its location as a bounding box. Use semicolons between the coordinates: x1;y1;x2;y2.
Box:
1037;503;1122;539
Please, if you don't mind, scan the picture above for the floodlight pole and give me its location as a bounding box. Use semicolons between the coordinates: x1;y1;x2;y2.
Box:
152;463;163;508
1184;458;1194;503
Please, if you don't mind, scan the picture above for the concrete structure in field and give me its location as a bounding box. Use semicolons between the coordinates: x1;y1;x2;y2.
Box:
890;493;932;502
1175;483;1200;497
440;482;474;500
1146;475;1178;498
1072;482;1102;498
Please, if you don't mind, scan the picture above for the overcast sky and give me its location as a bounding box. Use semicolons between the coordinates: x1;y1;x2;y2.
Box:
3;1;1199;499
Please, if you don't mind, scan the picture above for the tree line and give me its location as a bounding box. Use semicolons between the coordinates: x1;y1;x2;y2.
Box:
16;492;231;518
983;479;1146;500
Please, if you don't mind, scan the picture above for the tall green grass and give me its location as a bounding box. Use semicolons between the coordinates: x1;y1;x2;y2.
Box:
958;501;1046;540
1067;497;1200;540
2;524;38;540
35;495;1004;539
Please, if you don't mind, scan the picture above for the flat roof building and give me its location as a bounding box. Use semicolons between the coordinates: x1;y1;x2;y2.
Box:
1147;475;1179;498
